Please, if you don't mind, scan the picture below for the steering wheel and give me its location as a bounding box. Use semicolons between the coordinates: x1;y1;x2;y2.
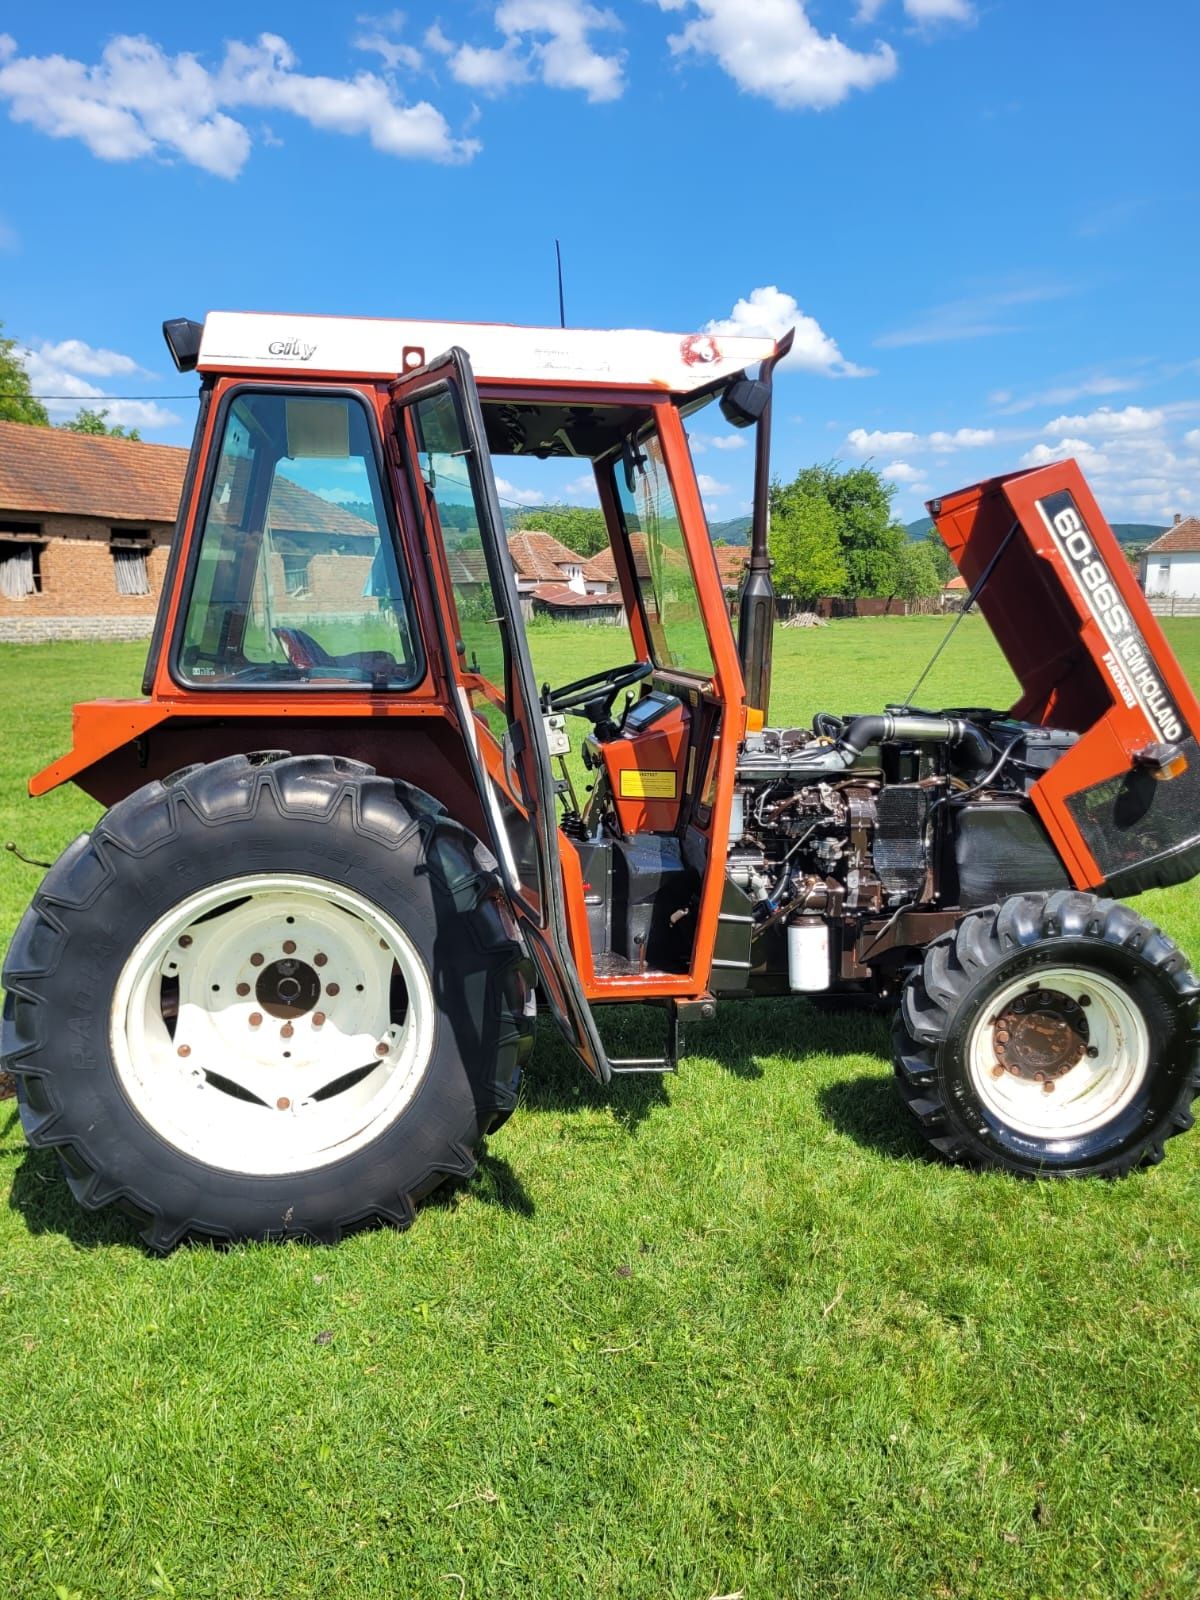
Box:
545;659;653;722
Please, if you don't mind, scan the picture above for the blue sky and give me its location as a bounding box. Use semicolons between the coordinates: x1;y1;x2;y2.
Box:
2;0;1198;526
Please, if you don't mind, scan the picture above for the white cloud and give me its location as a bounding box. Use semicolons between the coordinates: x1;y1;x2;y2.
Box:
494;476;546;506
927;426;995;449
904;0;974;21
658;0;897;111
444;41;531;92
564;471;599;499
33;338;148;378
1020;438;1112;474
433;3;624;102
881;459;924;484
1185;429;1200;452
708;433;747;450
497;1;624;101
18;343;180;428
991;373;1135;415
845;424;995;455
1044;404;1165;437
353;31;424;72
697;473;731;495
846;427;918;453
705;286;872;378
0;32;477;178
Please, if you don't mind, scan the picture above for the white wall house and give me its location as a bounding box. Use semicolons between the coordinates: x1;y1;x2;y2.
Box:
1141;516;1200;599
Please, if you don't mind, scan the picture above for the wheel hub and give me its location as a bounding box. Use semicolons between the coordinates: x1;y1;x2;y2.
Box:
992;987;1090;1081
256;957;322;1020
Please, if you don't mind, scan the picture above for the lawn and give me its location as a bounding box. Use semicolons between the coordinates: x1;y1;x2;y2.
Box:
1;618;1199;1599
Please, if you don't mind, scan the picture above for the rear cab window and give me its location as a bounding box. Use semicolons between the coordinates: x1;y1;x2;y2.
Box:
176;390;420;688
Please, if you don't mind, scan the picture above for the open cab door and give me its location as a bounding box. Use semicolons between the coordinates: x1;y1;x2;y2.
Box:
390;350;610;1081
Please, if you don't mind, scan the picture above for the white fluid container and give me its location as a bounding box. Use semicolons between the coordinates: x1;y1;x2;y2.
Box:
787;916;831;992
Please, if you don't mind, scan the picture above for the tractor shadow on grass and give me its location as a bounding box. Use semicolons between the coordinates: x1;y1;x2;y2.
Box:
817;1074;930;1164
6;1143;148;1250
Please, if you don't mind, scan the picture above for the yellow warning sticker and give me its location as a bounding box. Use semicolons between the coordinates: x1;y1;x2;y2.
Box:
619;769;677;800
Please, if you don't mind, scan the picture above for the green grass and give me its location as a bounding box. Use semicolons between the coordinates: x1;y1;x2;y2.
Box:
1;620;1200;1599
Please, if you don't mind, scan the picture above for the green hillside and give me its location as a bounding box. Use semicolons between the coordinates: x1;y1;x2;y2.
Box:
906;516;1164;547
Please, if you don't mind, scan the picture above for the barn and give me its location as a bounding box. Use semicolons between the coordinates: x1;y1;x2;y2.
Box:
0;419;186;642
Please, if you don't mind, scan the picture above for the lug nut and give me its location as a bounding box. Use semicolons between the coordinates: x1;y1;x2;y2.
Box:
177;1044;191;1057
314;952;328;968
375;1042;389;1057
326;982;340;997
281;1023;294;1040
276;1097;291;1111
250;952;264;967
178;935;193;948
312;1012;326;1028
1079;994;1091;1007
282;940;297;955
1042;1080;1056;1094
995;1028;1010;1044
1086;1045;1099;1059
249;1012;263;1028
236;982;251;997
991;1064;1005;1078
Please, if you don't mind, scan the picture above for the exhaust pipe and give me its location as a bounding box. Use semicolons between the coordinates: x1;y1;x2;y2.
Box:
736;328;794;722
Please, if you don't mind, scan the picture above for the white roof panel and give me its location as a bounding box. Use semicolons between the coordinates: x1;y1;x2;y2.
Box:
198;311;777;391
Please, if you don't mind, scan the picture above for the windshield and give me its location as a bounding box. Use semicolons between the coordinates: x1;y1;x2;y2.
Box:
178;391;419;688
611;426;716;677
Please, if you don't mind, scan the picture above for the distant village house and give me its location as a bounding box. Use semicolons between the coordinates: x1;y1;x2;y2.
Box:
1141;515;1200;601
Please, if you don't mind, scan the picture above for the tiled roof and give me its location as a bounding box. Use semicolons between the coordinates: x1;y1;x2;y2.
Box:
531;582;623;609
446;544;490;585
943;574;968;591
588;533;652;583
507;529;586;582
0;418;186;522
205;458;377;540
1144;516;1200;555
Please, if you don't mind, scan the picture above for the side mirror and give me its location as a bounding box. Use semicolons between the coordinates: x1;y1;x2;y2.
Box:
720;376;771;429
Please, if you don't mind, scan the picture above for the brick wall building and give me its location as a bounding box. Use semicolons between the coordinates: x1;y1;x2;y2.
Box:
0;420;188;643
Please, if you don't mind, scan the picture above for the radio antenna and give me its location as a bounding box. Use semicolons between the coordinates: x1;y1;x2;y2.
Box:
555;239;566;329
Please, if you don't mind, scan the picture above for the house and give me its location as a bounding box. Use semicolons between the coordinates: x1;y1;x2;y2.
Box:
0;418;390;642
506;529;612;596
529;583;625;623
1141;515;1200;599
0;419;187;641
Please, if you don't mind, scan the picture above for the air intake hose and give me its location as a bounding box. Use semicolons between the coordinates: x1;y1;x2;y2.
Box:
838;712;991;768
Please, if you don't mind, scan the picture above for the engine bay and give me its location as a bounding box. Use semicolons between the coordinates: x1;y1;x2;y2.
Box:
565;688;1079;992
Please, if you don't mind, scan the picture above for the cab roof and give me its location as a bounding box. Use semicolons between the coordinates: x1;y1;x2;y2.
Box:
197;310;778;392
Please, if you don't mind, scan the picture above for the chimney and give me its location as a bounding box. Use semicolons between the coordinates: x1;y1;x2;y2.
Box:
1175;513;1183;525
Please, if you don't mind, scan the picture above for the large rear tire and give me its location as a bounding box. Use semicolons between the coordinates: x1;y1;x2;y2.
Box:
893;890;1200;1177
1;753;534;1249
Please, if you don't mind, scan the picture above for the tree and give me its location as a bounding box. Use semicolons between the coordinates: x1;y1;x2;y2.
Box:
769;479;846;602
924;529;956;584
59;407;141;441
0;323;49;426
510;503;608;556
770;460;907;597
890;541;943;601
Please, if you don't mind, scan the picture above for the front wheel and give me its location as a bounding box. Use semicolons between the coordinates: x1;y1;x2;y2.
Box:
2;753;535;1249
893;890;1200;1177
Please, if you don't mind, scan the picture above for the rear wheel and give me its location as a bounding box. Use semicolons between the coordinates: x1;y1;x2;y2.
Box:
893;890;1200;1177
2;753;535;1248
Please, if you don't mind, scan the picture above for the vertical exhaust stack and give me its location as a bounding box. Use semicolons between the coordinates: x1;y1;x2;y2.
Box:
736;329;794;722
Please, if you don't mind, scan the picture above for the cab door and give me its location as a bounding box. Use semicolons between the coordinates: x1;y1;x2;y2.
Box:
389;350;609;1081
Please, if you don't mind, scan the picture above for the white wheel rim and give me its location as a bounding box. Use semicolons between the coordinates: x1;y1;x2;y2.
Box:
110;873;436;1176
966;964;1150;1141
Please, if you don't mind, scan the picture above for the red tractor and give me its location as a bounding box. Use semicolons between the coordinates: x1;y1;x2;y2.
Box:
4;311;1198;1248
